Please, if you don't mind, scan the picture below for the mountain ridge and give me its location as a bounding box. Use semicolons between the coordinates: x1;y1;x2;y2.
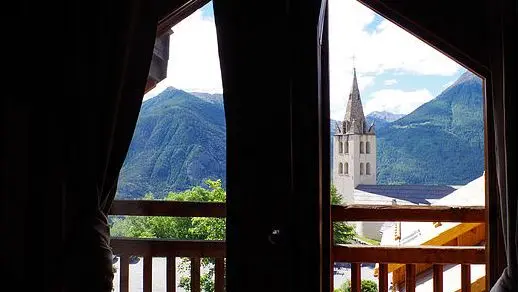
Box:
375;71;484;185
117;71;484;198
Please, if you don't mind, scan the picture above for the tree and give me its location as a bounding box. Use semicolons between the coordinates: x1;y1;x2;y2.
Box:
110;180;356;291
331;185;356;244
110;179;226;292
338;279;378;292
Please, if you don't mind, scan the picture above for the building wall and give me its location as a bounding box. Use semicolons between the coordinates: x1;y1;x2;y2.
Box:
333;133;377;204
333;134;355;204
356;222;384;241
357;134;376;185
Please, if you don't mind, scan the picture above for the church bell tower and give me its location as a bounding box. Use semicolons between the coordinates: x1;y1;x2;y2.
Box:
333;68;377;204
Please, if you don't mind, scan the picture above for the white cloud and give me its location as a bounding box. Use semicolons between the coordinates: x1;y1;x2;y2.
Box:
328;0;461;120
329;0;376;120
364;89;434;115
142;0;461;121
357;19;461;76
144;8;222;101
384;79;398;86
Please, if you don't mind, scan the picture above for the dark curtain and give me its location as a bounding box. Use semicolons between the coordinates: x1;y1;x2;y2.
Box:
33;0;159;290
213;0;329;291
490;0;518;290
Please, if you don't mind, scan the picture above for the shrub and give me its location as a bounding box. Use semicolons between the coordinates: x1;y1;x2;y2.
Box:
339;279;378;292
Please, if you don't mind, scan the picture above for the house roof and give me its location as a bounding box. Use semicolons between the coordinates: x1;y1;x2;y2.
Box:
379;174;485;247
375;175;486;290
353;184;457;205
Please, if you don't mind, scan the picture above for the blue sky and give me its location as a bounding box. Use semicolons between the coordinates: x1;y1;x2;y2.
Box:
145;0;468;120
200;2;214;19
359;15;464;99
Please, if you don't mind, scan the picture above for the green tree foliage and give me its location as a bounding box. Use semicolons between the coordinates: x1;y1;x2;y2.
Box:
111;181;355;291
335;279;378;292
110;179;226;292
331;185;356;244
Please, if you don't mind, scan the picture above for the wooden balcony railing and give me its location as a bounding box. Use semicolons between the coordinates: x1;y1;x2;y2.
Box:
109;201;486;292
110;201;225;292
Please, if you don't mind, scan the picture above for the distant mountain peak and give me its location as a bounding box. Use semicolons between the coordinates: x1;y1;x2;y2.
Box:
451;71;481;87
190;91;224;105
367;111;405;123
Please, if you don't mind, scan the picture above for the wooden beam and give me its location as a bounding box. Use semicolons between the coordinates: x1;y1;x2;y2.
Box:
110;201;485;222
461;264;471;292
167;257;176;292
215;258;225;292
388;223;485;274
111;238;226;258
143;256;153;292
144;78;158;94
332;205;485;222
157;0;210;37
109;200;226;218
378;263;389;292
333;245;485;264
351;263;361;292
433;264;443;292
456;276;486;292
119;255;129;292
191;257;201;292
406;264;416;292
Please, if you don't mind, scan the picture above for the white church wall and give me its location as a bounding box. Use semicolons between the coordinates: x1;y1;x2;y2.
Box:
333;135;356;204
357;134;376;185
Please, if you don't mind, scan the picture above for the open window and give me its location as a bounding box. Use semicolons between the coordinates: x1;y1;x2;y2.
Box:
328;0;488;291
109;2;227;292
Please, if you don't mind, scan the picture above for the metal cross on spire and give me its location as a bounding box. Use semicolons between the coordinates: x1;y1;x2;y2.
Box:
351;54;356;68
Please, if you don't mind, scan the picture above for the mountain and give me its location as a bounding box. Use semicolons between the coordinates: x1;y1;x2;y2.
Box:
116;87;226;199
190;92;224;105
376;71;484;185
117;71;483;198
366;111;405;128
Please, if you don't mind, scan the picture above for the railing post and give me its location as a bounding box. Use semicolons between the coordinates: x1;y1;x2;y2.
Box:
351;263;361;292
215;258;225;292
191;257;201;292
167;256;176;292
461;264;471;292
378;263;388;292
433;264;443;292
144;256;152;292
406;264;416;292
119;255;129;292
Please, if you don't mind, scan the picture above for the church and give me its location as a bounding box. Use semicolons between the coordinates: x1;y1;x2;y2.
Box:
333;68;458;241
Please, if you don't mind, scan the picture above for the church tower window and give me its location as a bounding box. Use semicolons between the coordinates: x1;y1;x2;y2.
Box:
360;163;364;175
360;141;364;153
345;142;349;153
339;142;343;153
366;162;371;175
339;163;343;174
366;141;370;154
345;162;349;174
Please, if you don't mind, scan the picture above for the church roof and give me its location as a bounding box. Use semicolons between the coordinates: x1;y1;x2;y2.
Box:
341;68;370;135
353;184;457;205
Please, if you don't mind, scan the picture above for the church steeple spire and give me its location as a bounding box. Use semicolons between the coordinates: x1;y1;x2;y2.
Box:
343;67;367;134
350;67;360;98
